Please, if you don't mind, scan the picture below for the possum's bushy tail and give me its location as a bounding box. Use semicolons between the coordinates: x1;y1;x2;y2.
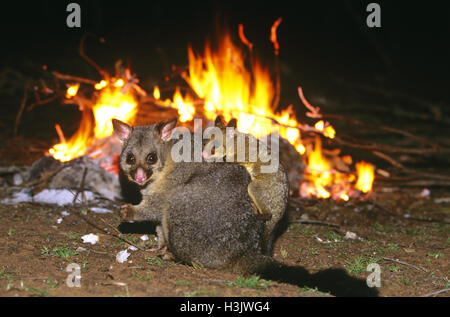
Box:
234;253;379;297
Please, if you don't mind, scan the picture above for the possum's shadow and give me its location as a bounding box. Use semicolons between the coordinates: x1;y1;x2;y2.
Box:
261;264;379;297
118;220;378;297
118;221;158;234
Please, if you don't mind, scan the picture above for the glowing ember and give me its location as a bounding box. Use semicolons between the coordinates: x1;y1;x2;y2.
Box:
153;86;160;100
314;120;335;139
355;161;375;193
66;84;79;99
95;80;108;90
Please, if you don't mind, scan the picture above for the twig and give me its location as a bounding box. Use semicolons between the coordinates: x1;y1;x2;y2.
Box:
51;71;97;85
421;288;450;297
79;33;108;78
98;217;145;251
72;167;88;204
27;94;62;111
372;151;450;181
73;211;145;252
21;165;68;188
298;86;322;118
334;136;450;156
290;219;340;228
13;81;30;137
379;179;450;187
381;257;427;273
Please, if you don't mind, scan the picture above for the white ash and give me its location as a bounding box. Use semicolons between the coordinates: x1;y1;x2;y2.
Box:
34;189;96;206
0;189;31;204
21;156;122;202
89;207;113;214
140;235;149;241
0;188;98;206
116;249;131;263
81;233;99;245
45;156;121;201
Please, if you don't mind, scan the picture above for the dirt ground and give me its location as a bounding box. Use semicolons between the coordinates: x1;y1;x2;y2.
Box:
0;172;448;297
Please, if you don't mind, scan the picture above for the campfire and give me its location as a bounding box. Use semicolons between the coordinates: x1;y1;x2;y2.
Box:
0;22;383;207
39;21;375;202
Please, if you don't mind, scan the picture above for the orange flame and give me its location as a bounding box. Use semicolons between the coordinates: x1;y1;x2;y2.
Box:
356;161;375;193
49;79;138;162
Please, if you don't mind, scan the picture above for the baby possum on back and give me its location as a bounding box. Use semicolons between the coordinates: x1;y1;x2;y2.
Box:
202;116;289;255
112;118;268;272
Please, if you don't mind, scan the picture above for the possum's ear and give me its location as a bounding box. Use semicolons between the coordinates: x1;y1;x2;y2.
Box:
157;118;177;141
112;119;132;142
214;115;225;129
226;118;237;129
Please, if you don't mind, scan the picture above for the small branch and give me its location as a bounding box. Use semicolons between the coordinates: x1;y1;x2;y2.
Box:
27;94;62;111
381;257;427;273
72;167;88;204
421;288;450;297
98;218;146;252
290;219;340;228
334;136;450;156
298;86;322;118
13;81;30;137
79;33;108;78
73;212;145;252
372;151;450;182
51;71;97;86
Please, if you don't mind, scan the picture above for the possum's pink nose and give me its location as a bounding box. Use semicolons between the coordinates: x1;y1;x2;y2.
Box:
135;167;147;185
201;151;210;159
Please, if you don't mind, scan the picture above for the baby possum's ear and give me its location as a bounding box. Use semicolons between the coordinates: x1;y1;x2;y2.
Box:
214;115;225;129
112;119;132;142
226;118;237;129
157;118;177;141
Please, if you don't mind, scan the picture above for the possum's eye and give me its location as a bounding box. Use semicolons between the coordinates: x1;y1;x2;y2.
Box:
146;152;158;164
126;153;135;165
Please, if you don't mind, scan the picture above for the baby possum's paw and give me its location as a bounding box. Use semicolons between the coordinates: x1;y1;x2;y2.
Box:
250;201;272;221
120;204;135;222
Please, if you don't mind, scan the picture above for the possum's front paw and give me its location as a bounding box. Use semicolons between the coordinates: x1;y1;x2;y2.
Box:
120;204;135;222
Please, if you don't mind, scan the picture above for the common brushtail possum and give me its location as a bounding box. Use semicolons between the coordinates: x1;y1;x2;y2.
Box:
202;116;289;255
112;118;268;270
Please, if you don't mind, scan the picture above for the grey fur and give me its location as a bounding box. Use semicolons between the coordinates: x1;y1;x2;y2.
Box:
114;119;270;272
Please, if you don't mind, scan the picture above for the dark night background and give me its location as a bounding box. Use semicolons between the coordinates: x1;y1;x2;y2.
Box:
0;0;449;141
